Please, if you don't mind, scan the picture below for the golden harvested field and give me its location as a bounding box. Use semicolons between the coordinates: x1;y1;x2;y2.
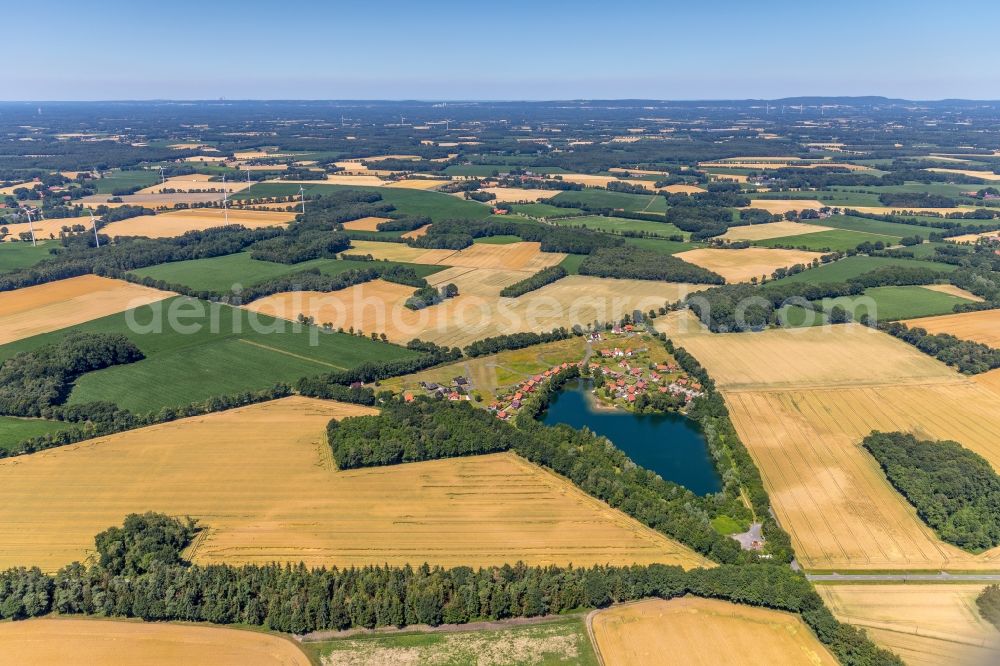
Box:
902;309;1000;347
975;368;1000;397
426;266;527;296
919;283;984;302
323;174;387;186
591;598;837;666
401;223;429;239
557;173;654;190
247;276;705;348
1;217;98;242
482;187;563;202
0;618;310;666
344;239;458;264
347;239;565;271
701;160;867;171
674;247;824;283
0;180;37;195
656;317;959;391
949;229;1000;244
817;585;1000;666
719;220;832;241
443;242;565;271
708;172;748;183
385;178;449;190
0;275;172;345
341;216;390;231
658;315;1000;569
182;155;227;163
80;191;231;209
609;167;670;176
0;396;708;571
136;174;248;195
927;167;1000;181
726;384;1000;570
747;199;827;214
661;183;706;194
362;154;421;161
101;208;292;238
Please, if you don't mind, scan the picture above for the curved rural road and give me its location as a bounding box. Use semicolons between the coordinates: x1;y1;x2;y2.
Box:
806;572;1000;582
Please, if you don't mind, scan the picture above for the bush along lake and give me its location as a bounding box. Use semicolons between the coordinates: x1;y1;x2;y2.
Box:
541;378;722;495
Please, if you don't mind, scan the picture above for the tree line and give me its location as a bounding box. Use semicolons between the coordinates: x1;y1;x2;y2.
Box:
498;265;568;297
0;513;900;665
873;321;1000;374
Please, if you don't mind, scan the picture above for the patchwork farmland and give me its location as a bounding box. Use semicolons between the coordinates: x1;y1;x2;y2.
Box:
660;314;1000;570
0;397;709;572
4;89;1000;665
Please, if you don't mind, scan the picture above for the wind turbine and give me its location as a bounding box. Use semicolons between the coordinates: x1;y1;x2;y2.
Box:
245;167;252;194
299;185;306;214
20;207;36;246
159;166;166;184
88;210;100;248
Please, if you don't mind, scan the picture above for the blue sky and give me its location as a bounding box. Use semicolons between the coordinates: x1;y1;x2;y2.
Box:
5;0;999;100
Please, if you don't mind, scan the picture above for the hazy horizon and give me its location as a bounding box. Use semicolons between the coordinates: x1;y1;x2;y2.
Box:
6;0;1000;101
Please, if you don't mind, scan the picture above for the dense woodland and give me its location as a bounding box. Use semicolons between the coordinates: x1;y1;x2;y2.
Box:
863;432;1000;552
580;246;724;284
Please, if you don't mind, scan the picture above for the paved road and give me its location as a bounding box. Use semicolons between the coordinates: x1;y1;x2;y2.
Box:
807;572;1000;582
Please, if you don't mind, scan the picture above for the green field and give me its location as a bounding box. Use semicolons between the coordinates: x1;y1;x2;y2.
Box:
231;184;492;221
769;255;956;285
834;181;981;199
559;254;586;274
303;615;597;666
0;297;417;413
129;252;443;293
511;203;584;218
622;236;696;255
552;189;666;213
0;241;54;273
822;285;974;321
808;215;926;238
550;215;688;238
756;228;899;252
474;235;522;244
0;416;74;453
906;241;950;258
777;304;827;328
94;169;158;194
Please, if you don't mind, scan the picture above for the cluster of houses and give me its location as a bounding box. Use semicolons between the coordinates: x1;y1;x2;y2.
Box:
488;362;579;420
409;375;473;402
590;346;704;408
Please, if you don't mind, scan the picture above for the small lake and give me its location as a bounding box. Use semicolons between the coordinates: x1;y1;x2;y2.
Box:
540;379;722;496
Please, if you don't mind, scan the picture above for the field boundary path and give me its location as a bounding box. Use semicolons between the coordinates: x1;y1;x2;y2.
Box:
807;572;1000;582
298;612;584;642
